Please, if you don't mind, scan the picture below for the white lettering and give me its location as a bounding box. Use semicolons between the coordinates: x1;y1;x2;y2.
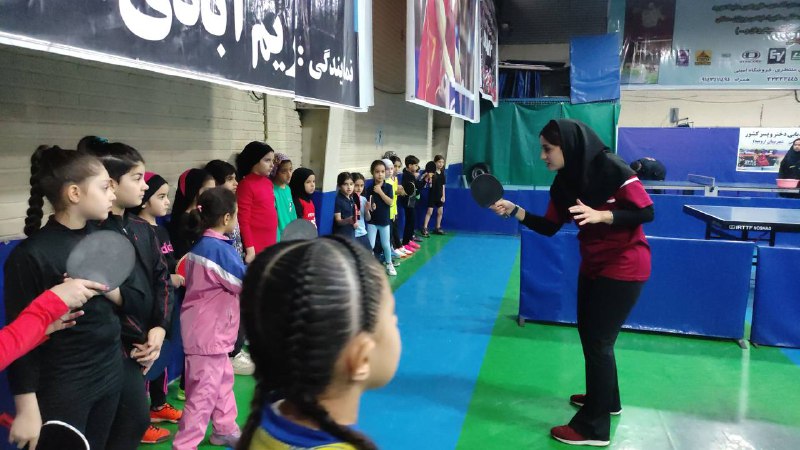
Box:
173;0;199;27
251;16;285;69
119;0;173;41
201;0;227;36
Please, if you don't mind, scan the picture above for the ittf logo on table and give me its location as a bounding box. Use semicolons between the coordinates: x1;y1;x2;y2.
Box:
792;50;800;61
768;48;786;64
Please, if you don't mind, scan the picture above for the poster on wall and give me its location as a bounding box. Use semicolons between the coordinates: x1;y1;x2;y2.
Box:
622;0;800;89
736;128;800;172
480;0;499;106
621;0;677;85
407;0;481;122
0;0;373;110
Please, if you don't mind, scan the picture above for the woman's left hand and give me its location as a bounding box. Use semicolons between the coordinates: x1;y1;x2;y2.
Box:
568;199;613;226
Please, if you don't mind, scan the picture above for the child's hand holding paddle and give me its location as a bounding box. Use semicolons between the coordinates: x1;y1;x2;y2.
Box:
50;278;108;309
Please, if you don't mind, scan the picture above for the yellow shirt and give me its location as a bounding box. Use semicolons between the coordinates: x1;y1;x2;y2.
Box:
250;428;357;450
388;177;398;219
248;400;361;450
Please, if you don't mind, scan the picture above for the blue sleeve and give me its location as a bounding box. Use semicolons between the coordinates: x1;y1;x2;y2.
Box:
211;243;246;285
334;197;343;214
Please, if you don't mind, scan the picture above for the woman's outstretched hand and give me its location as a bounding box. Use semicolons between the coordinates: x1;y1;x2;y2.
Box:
490;199;515;217
568;199;613;226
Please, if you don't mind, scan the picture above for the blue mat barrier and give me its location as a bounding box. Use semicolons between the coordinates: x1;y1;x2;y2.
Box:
519;230;754;340
443;187;800;246
751;246;800;348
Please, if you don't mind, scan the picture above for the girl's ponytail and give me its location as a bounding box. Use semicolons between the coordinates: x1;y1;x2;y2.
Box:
24;145;49;237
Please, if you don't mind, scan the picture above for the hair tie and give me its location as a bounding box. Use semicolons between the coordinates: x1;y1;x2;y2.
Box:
196;205;203;213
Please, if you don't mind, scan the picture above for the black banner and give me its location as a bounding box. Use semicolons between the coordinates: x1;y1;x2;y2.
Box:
0;0;366;109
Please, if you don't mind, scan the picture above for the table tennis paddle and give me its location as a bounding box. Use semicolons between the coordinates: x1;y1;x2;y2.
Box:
176;254;187;279
470;174;505;208
0;415;88;450
38;421;89;450
66;230;136;291
282;218;318;241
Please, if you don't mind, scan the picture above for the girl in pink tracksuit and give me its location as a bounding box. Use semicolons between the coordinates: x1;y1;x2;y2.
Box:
173;187;245;449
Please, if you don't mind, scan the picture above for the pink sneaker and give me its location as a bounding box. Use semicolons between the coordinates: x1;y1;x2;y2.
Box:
408;241;421;249
403;245;417;253
210;431;241;447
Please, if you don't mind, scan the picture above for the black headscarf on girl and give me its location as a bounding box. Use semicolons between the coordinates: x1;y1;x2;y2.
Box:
289;168;315;215
236;141;274;180
547;119;634;210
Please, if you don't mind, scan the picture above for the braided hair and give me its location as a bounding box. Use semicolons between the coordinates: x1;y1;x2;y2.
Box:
238;236;385;450
25;145;104;237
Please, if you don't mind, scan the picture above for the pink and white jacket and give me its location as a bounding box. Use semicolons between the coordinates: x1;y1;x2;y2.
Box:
181;230;246;356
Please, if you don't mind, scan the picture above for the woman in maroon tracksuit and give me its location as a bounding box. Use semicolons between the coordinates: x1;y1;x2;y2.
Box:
493;119;654;447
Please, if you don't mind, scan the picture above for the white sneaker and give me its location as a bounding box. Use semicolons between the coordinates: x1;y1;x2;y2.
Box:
385;263;397;276
230;351;255;376
392;249;405;258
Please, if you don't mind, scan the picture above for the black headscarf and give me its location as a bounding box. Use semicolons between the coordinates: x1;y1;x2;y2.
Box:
548;119;634;210
784;139;800;165
236;141;274;179
289;167;315;215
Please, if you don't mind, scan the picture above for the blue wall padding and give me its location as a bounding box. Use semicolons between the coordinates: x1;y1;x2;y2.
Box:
0;241;21;447
751;246;800;348
519;230;754;339
570;33;621;104
519;230;580;323
443;187;800;246
313;190;337;236
445;163;463;187
618;127;784;184
441;188;523;235
627;237;753;339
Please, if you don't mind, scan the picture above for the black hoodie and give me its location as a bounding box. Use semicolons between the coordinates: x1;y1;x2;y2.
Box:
4;218;122;400
95;213;172;350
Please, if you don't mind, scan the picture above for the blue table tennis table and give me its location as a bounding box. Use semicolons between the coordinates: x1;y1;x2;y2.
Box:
643;174;800;197
683;205;800;246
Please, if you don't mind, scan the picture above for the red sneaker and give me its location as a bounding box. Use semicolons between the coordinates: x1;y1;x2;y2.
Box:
150;403;183;423
408;241;421;249
141;425;171;444
550;425;610;447
569;394;622;415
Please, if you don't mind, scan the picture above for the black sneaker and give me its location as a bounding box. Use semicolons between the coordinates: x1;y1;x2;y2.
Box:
421;228;430;238
433;228;446;235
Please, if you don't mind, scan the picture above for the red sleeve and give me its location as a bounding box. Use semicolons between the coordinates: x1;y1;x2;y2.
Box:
544;200;570;224
0;290;67;371
237;179;255;249
616;177;654;209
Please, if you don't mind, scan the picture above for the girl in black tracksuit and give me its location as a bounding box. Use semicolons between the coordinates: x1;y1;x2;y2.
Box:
82;142;172;450
4;146;122;450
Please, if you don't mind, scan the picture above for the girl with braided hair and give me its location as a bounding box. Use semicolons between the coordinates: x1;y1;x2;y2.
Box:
5;145;122;450
173;187;245;449
237;235;401;450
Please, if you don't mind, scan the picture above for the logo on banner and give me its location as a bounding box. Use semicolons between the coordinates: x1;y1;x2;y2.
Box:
791;50;800;61
768;48;786;64
695;50;712;66
676;49;690;66
740;50;761;63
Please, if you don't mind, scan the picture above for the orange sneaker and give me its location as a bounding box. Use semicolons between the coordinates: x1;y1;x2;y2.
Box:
150;403;183;423
141;425;170;444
